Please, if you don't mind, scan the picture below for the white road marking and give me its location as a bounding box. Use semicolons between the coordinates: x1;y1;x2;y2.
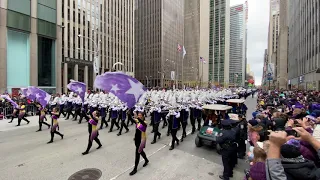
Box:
109;129;193;180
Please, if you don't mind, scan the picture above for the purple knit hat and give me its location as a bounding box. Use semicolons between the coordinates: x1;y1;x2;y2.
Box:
286;139;301;149
249;162;266;180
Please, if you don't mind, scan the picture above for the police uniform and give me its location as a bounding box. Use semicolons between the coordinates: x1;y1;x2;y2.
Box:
216;119;237;180
236;115;247;159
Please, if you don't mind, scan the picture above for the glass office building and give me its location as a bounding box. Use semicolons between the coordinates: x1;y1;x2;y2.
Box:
229;4;246;87
208;0;230;87
0;0;62;94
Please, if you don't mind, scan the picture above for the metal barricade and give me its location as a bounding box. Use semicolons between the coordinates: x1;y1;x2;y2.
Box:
26;105;36;116
0;107;5;120
4;106;13;119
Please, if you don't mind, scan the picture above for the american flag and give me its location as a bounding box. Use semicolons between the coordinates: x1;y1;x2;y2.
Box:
177;44;182;52
200;57;206;64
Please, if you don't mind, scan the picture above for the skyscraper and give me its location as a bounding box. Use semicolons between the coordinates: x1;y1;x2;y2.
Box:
209;0;230;87
135;0;184;88
288;0;320;90
229;3;247;87
0;0;62;93
183;0;210;87
61;0;135;92
267;0;280;65
275;0;288;89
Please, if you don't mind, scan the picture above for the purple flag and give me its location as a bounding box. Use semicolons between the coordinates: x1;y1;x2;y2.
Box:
94;72;146;108
1;95;18;108
20;88;36;100
67;80;86;103
28;86;51;107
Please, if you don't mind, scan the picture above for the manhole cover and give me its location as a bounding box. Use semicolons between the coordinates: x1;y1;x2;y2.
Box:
68;168;102;180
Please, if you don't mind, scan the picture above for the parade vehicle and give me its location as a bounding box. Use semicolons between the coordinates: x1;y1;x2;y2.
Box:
226;99;247;116
195;104;232;152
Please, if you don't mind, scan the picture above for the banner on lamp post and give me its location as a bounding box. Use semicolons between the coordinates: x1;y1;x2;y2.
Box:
93;56;99;74
171;71;175;80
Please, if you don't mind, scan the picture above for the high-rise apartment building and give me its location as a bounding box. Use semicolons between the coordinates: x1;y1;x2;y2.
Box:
229;3;247;87
288;0;320;90
183;0;210;87
275;0;288;89
135;0;184;88
0;0;62;94
61;0;134;92
209;0;230;87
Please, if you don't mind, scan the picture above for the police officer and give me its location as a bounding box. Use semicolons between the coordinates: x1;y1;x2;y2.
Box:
216;119;237;180
237;114;247;159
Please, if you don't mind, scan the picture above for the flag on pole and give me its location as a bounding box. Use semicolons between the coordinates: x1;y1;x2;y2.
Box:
67;80;86;103
94;72;147;108
182;46;186;59
177;44;182;52
200;57;206;64
28;86;51;108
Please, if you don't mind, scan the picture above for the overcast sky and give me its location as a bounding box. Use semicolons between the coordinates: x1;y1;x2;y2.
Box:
230;0;270;85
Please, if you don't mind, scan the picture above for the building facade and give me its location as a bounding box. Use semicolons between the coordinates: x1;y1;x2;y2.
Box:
183;0;210;88
229;3;247;87
268;0;280;66
61;0;134;92
208;0;230;87
262;49;268;88
288;0;320;90
135;0;184;88
275;0;288;90
0;0;62;94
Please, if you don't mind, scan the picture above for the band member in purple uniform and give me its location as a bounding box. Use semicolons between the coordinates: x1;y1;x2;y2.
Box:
82;110;102;155
47;107;64;143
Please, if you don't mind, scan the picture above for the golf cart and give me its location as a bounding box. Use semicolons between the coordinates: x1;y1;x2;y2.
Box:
226;99;247;116
195;104;232;152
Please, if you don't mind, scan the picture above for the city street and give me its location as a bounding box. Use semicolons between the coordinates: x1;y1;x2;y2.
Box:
0;96;257;180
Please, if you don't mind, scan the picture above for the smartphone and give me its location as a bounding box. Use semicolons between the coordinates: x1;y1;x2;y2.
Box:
285;129;300;137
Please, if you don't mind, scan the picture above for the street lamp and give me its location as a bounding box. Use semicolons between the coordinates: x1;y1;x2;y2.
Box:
112;62;126;72
78;34;101;75
145;76;152;88
158;71;165;87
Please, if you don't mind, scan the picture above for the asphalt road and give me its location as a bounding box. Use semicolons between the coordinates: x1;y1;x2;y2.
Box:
0;96;257;180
